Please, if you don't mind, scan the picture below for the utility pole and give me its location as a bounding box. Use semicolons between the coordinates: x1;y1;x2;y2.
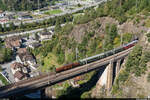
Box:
136;0;137;10
121;32;123;46
120;0;123;46
76;47;79;61
47;70;50;84
38;0;40;14
103;37;105;52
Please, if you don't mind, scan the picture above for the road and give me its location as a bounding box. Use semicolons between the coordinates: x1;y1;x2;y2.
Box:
0;24;65;39
0;47;132;98
0;0;108;38
13;0;107;26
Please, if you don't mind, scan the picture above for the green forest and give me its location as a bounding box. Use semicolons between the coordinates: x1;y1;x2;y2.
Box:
0;0;57;11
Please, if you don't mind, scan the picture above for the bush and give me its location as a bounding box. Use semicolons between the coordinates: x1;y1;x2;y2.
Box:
122;33;133;44
147;73;150;82
81;91;91;98
145;19;150;27
0;74;9;85
0;48;13;63
146;33;150;42
61;23;74;35
57;53;65;64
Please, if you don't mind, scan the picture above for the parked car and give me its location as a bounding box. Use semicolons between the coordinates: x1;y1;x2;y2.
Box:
2;71;8;77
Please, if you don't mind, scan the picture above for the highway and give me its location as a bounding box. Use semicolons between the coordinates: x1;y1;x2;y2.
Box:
0;24;65;39
0;47;133;98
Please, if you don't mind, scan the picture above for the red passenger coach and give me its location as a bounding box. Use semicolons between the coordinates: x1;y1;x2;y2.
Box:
123;41;137;50
123;44;134;49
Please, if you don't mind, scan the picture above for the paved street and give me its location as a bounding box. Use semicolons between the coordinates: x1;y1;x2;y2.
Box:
0;60;16;83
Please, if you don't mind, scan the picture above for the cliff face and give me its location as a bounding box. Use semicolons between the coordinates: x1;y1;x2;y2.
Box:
0;0;50;11
111;32;150;98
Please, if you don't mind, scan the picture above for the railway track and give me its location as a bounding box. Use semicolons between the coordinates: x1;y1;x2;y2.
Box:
0;47;133;97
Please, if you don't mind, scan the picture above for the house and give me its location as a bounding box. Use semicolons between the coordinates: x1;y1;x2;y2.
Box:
73;75;85;83
29;71;39;77
51;6;60;10
11;62;29;79
28;42;42;49
11;62;24;74
0;17;8;24
5;36;22;50
16;52;36;66
22;67;28;74
18;14;33;20
17;48;27;54
39;31;53;40
7;15;15;20
0;10;5;18
10;62;29;74
14;71;27;82
30;64;39;70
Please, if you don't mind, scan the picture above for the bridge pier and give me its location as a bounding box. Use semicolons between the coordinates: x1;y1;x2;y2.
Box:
115;59;121;76
94;57;127;97
40;87;53;99
9;96;16;100
106;60;113;93
40;88;46;99
45;86;53;99
96;66;108;87
122;57;127;66
93;66;108;97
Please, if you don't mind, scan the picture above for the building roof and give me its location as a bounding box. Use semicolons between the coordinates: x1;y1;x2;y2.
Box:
12;40;21;47
5;36;21;42
33;64;39;68
29;42;41;48
14;71;25;80
40;31;52;36
17;48;27;54
73;76;84;82
11;62;24;69
0;10;3;13
5;36;22;48
18;52;35;62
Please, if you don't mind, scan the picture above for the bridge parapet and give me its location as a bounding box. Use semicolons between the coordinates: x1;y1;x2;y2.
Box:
0;48;133;98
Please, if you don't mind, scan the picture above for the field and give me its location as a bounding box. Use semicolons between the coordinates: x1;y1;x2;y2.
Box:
44;9;63;15
0;73;9;86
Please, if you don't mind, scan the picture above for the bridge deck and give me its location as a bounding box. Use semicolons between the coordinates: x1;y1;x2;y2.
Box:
0;47;133;98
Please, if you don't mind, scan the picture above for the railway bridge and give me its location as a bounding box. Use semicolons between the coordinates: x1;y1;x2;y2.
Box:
0;47;133;99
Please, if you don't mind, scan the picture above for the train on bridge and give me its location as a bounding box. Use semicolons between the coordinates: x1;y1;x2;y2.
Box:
56;39;138;73
0;39;138;98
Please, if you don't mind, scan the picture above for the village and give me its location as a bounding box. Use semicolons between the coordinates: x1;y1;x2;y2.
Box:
0;29;54;83
0;28;86;89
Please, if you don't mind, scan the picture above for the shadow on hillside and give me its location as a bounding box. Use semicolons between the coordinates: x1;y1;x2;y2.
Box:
58;65;106;99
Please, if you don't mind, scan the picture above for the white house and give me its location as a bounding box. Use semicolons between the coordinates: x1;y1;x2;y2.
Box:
11;62;23;74
0;11;5;18
28;42;42;49
39;31;53;40
16;52;37;67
